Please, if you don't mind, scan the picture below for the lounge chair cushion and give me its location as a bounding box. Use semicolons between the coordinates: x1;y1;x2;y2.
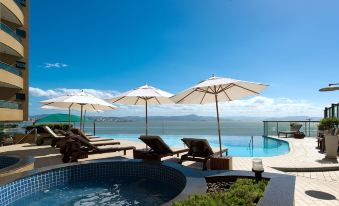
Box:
139;136;173;155
43;126;64;138
181;138;214;157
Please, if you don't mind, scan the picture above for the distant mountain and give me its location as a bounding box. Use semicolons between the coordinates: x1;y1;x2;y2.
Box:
263;116;321;121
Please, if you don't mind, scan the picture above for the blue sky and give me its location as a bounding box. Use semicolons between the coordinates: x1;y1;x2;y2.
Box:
29;0;339;117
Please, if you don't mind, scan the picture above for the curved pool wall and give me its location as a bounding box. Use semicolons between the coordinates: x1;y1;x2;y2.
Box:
0;155;34;179
0;160;206;206
99;134;291;157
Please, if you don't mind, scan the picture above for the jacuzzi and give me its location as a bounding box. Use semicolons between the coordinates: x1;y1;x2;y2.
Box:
0;160;205;206
0;155;34;179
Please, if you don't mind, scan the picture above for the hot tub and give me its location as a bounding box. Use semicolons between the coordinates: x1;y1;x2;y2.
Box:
0;155;34;179
0;160;205;206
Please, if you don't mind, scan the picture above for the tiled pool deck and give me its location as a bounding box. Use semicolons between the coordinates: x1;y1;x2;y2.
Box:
0;137;338;205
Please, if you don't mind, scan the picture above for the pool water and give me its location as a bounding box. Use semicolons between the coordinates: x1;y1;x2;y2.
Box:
10;177;179;206
100;134;290;157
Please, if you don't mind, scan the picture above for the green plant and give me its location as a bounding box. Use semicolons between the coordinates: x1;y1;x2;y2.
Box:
172;178;268;206
318;118;339;130
25;124;72;133
290;122;302;127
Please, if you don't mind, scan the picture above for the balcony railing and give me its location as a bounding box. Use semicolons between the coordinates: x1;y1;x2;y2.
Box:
0;61;23;76
324;103;339;118
0;23;22;42
15;0;26;7
0;100;22;110
263;120;320;137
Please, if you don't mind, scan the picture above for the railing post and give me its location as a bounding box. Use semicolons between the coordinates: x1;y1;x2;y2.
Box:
93;121;96;136
276;122;279;136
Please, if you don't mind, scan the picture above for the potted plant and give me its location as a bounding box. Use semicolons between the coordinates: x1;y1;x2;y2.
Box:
318;118;339;158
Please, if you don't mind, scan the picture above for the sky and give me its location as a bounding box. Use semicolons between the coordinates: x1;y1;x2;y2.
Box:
29;0;339;118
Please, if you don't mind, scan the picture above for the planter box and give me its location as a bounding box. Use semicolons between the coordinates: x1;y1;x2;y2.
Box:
325;135;339;159
210;156;232;170
294;133;305;139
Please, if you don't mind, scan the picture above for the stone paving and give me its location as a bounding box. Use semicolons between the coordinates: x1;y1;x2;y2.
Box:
1;137;339;205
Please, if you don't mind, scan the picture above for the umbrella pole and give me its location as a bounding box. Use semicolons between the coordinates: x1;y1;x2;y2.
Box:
80;105;83;131
83;110;86;132
145;100;148;136
214;94;223;157
68;108;71;130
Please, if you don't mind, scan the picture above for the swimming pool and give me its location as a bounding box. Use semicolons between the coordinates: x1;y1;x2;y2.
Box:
99;134;290;157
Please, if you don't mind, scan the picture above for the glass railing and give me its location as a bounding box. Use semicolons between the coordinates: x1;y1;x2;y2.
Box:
324;103;339;118
0;23;22;42
263;120;320;137
0;61;22;76
15;0;26;7
0;100;22;110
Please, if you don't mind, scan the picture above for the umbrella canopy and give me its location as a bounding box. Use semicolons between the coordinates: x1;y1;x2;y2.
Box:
107;84;173;135
171;75;268;156
319;83;339;92
35;113;91;124
40;91;117;130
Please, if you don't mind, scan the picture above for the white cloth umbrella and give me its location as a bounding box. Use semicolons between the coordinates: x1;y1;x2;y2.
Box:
107;84;173;135
40;91;117;130
319;83;339;92
171;75;269;156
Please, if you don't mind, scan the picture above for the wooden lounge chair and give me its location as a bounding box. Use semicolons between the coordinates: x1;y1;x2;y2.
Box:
61;134;135;163
134;135;189;160
70;128;114;142
41;126;118;147
179;138;228;170
278;124;302;138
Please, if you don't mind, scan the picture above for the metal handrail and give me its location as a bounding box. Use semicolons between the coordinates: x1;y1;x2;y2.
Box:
0;23;22;42
16;128;37;144
0;61;22;76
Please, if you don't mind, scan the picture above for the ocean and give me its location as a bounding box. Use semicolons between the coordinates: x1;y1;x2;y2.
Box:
82;120;264;136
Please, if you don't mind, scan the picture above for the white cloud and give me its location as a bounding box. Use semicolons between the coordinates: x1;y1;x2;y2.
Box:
114;96;323;117
29;87;119;99
29;87;324;117
43;63;68;68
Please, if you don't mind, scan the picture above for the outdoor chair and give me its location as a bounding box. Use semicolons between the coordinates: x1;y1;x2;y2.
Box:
34;126;67;146
278;124;303;138
134;135;189;160
179;138;228;170
70;128;115;142
61;134;135;163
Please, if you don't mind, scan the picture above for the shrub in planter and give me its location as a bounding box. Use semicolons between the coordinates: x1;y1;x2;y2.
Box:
290;122;302;128
318;118;339;131
172;178;268;206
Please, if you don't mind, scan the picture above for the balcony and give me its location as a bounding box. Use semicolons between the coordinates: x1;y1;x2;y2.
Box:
0;23;22;42
0;61;24;89
0;100;23;121
0;24;24;57
0;100;22;109
0;61;22;76
0;0;24;25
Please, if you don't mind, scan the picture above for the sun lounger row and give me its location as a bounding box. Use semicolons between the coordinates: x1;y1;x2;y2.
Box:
135;136;228;170
43;126;228;170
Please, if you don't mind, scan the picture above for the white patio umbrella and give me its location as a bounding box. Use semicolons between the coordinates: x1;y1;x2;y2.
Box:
171;75;269;156
319;83;339;92
40;91;117;130
107;84;173;135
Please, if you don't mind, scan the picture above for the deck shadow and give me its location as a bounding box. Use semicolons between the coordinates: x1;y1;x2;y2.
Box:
305;190;337;200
